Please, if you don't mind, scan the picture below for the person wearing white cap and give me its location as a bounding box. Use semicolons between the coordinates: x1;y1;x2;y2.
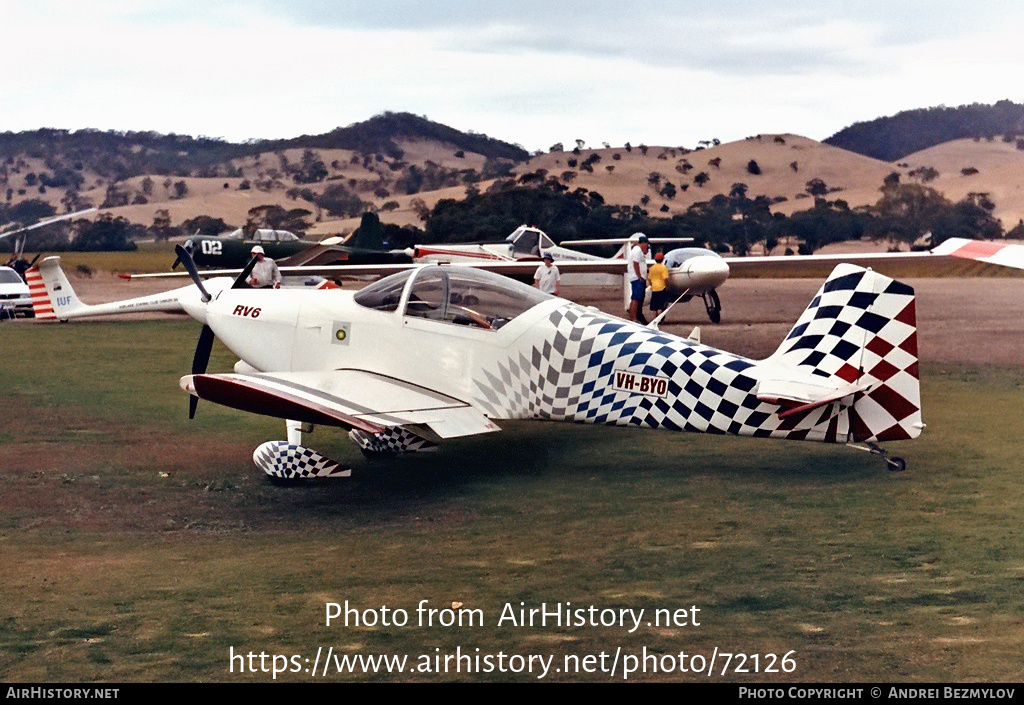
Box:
626;234;649;322
247;245;282;289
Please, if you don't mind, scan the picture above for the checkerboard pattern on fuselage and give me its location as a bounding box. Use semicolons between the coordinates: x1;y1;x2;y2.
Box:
471;264;920;445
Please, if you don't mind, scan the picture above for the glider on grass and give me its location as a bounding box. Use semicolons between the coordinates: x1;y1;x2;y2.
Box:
167;245;923;480
27;255;334;321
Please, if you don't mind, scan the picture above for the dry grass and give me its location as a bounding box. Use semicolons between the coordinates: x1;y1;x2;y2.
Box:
32;242;180;275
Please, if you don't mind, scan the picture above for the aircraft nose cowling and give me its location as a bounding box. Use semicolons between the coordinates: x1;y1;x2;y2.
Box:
684;256;730;290
180;292;209;324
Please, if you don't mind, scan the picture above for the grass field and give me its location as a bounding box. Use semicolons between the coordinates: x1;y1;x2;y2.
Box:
29;242;181;275
1;320;1023;682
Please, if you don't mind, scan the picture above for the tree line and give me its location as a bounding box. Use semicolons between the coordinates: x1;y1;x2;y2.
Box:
825;100;1024;161
406;178;1006;255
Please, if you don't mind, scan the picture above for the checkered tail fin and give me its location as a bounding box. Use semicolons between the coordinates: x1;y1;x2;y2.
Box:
768;264;922;442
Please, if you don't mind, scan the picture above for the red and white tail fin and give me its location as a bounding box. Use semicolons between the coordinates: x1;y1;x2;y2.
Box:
25;266;57;320
767;264;922;442
30;257;90;320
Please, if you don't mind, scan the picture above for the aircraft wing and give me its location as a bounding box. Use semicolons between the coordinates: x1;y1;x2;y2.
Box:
0;208;97;240
722;250;939;272
560;237;692;246
277;243;412;267
181;369;500;439
931;238;1024;270
124;259;628;280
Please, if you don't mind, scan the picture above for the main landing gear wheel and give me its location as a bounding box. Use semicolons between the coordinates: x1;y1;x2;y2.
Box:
703;289;721;324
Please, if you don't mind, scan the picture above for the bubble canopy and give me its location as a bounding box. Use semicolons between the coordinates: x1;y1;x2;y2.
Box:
353;265;552;329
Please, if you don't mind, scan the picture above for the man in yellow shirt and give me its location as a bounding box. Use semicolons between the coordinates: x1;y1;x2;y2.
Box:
648;250;669;320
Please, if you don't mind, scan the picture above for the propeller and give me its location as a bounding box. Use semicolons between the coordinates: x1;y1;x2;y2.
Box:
174;244;212;302
175;244;259;419
189;325;215;419
171;239;194;270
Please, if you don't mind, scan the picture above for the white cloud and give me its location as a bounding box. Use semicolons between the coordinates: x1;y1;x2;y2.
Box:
1;1;1023;150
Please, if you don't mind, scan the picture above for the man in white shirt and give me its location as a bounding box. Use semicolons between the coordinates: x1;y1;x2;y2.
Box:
533;253;560;295
248;245;282;289
626;234;649;322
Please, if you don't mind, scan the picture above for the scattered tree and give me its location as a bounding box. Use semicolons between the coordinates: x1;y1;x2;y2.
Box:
151;209;178;241
181;215;230;235
71;213;137;251
805;178;828;197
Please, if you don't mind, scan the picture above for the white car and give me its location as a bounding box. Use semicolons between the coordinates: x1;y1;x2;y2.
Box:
0;266;33;318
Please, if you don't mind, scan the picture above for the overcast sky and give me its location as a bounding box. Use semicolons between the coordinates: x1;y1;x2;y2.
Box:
2;1;1021;151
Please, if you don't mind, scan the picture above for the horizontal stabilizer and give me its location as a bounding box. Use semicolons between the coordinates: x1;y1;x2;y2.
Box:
772;382;871;419
756;376;869;407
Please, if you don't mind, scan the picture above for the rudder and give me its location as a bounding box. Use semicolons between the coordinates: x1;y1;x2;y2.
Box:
769;264;922;442
32;256;88;321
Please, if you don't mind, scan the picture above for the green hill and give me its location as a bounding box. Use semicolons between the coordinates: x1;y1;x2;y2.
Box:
825;100;1024;161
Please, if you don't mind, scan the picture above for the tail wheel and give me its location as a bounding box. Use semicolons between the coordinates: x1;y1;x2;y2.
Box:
886;457;907;472
704;289;721;324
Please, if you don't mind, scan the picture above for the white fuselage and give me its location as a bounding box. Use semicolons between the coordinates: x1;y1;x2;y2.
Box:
195;264;921;446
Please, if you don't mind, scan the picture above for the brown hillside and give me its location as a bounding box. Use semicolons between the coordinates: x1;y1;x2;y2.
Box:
899;137;1024;229
515;134;898;220
5;130;1024;241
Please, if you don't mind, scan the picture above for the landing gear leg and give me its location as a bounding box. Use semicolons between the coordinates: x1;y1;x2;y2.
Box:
286;419;314;445
849;441;907;472
703;289;721;324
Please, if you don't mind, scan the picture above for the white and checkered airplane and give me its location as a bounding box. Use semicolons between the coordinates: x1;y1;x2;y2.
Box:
157;243;923;480
29;246;924;479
